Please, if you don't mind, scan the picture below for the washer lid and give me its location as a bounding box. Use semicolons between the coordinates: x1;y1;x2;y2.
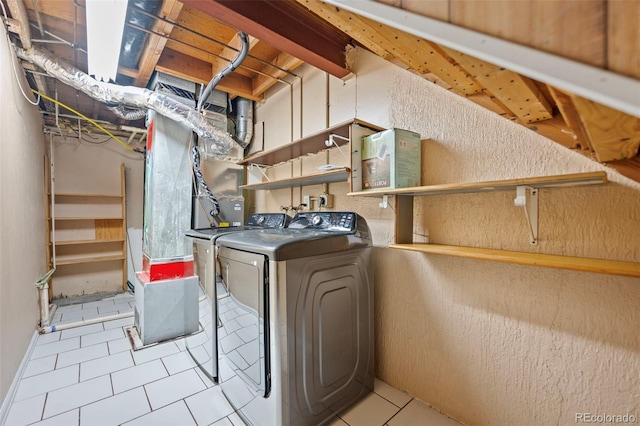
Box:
216;228;371;260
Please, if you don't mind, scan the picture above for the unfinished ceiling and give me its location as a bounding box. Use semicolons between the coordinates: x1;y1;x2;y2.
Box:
3;0;640;180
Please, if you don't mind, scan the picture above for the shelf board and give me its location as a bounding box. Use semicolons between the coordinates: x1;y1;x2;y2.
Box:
53;193;123;198
241;168;350;190
52;217;124;221
55;254;125;266
238;119;382;166
348;171;608;197
54;239;125;246
390;243;640;278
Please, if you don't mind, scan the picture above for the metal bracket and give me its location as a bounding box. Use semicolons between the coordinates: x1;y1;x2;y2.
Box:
514;186;538;245
379;195;389;209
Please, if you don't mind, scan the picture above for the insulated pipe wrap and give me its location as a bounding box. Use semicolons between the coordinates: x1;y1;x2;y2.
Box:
16;46;236;157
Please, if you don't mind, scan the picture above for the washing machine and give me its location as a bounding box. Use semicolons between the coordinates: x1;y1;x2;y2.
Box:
184;213;290;382
215;212;374;426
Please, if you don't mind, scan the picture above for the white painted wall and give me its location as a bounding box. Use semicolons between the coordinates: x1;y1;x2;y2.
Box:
251;47;640;425
0;25;46;403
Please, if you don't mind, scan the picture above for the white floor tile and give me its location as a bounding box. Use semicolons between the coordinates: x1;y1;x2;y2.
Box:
161;351;198;375
31;408;79;426
97;303;127;315
338;392;400;426
103;316;134;330
111;359;168;394
61;308;98;322
23;354;57;378
144;369;206;411
185;386;234;426
124;401;196;426
132;341;180;365
80;328;125;347
82;300;115;310
60;323;104;340
43;375;112;419
56;342;109;368
31;337;80;360
212;417;234;426
80;351;134;381
80;387;150;426
14;365;79;402
5;393;46;425
374;378;412;408
387;399;463;426
107;337;133;354
227;412;247;426
194;365;216;388
55;304;83;313
327;416;349;426
36;332;61;346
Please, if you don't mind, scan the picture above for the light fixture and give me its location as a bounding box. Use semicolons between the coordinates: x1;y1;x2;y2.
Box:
85;0;128;82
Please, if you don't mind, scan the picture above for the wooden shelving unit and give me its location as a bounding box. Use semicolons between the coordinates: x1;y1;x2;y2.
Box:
240;119;382;191
349;170;640;277
46;163;127;298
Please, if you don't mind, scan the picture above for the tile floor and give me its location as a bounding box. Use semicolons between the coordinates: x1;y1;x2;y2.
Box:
3;293;463;426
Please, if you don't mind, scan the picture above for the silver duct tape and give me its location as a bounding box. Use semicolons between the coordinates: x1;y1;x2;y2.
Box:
16;46;236;157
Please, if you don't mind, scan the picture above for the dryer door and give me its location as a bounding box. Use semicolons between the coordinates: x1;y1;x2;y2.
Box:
217;246;270;397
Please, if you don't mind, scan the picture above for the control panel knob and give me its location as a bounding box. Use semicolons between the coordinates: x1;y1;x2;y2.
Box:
311;215;323;226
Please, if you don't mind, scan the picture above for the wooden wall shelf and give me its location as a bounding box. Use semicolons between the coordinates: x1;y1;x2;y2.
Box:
239;119;381;167
347;171;608;197
349;170;638;277
240;119;382;192
241;168;350;190
390;244;640;278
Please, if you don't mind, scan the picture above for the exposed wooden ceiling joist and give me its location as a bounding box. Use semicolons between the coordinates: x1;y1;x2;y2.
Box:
134;0;183;87
180;0;351;78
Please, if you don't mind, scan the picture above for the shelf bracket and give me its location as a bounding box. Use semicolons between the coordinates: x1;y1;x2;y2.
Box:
514;186;538;245
379;195;389;209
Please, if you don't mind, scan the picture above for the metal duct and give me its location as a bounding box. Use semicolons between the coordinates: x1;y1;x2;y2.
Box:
231;97;253;148
108;104;148;120
16;46;237;157
120;0;162;69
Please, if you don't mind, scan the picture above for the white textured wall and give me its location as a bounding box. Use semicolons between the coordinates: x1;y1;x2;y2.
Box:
0;25;46;403
252;47;640;425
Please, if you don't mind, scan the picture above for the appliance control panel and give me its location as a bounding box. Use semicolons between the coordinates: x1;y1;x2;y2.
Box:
288;212;356;232
246;213;289;228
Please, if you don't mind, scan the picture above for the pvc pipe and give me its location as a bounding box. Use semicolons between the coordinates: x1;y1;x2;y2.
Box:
39;311;133;334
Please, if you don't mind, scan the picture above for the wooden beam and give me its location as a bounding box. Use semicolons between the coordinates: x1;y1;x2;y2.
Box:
134;0;184;86
210;34;260;77
180;0;350;78
7;0;32;49
547;86;592;151
252;51;303;96
296;0;394;59
156;48;261;101
298;0;481;96
571;96;640;162
443;46;553;124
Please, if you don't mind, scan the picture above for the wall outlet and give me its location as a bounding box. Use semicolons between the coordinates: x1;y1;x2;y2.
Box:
303;195;311;208
318;193;333;208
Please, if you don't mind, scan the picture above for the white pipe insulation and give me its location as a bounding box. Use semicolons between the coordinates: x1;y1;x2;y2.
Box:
39;312;134;334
